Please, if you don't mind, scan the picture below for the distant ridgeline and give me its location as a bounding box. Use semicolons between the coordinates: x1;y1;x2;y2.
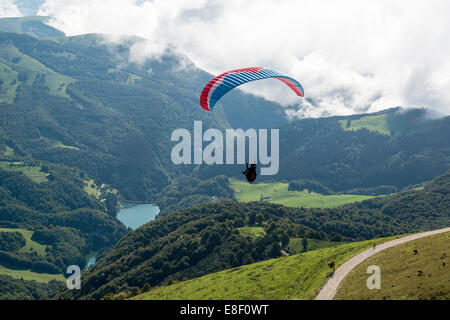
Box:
288;179;398;196
61;171;450;299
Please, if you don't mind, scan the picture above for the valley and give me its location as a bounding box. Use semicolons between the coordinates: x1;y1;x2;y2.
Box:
0;16;448;302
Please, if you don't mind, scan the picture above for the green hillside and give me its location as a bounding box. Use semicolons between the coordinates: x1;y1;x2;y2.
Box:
0;161;48;183
336;232;449;300
62;171;449;299
287;238;346;254
0;163;127;280
230;179;373;208
0;274;62;300
131;236;400;300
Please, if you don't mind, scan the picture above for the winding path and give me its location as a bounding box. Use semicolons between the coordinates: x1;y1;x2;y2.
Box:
315;227;450;300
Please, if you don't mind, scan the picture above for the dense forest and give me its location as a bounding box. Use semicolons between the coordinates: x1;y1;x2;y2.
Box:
0;275;61;300
0;231;25;251
60;170;449;299
155;175;235;217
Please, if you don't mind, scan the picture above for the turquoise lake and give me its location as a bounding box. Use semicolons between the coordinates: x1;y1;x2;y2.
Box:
87;256;96;268
86;202;159;267
116;202;160;230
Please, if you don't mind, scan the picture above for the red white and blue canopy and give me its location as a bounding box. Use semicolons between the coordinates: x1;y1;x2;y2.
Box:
200;67;304;111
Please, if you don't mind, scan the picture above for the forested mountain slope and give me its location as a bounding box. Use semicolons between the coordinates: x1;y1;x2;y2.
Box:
0;162;127;275
63;170;449;299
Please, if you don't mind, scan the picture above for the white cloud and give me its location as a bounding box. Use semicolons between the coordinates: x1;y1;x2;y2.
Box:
37;0;450;117
0;0;22;17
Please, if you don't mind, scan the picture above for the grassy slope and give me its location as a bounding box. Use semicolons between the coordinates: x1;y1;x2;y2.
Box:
0;43;75;103
230;179;373;208
0;227;48;256
132;236;401;300
83;178;99;197
0;61;19;103
339;114;390;135
237;227;265;239
287;238;346;254
0;264;64;283
0;228;64;283
335;232;449;300
0;161;48;183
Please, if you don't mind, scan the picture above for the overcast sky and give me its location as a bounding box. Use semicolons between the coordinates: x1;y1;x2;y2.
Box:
2;0;450;118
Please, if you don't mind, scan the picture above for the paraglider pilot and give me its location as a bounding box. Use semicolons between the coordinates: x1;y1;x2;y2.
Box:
242;162;257;183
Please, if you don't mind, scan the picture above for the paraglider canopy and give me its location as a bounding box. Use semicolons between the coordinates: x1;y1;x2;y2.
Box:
200;67;304;111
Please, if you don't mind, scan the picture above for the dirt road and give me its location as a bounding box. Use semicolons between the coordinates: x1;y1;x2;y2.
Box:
315;227;450;300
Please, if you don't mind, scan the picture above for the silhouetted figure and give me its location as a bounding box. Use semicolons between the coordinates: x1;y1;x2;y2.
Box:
242;162;257;183
373;243;376;250
443;260;446;267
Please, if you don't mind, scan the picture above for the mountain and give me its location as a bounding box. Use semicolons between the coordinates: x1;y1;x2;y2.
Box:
278;108;450;191
0;17;287;201
61;170;450;299
0;17;289;299
2;17;448;202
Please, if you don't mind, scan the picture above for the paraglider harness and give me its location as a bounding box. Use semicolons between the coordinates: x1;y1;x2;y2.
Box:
242;162;257;183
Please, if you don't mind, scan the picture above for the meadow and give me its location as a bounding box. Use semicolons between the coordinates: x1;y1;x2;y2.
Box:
0;227;48;256
132;235;401;300
287;238;347;254
0;161;48;183
0;228;64;283
0;264;65;283
236;227;345;254
230;179;373;208
339;114;390;135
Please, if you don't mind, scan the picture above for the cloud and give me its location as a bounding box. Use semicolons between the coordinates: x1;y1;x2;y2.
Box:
0;0;22;17
37;0;450;117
